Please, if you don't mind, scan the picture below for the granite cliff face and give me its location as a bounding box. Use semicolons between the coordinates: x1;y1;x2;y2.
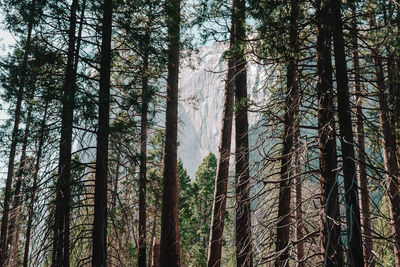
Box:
178;42;269;178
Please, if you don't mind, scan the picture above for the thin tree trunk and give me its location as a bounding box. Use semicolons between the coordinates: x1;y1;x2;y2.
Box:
0;0;35;264
159;0;181;266
138;21;150;267
294;128;303;267
206;20;235;267
23;95;49;267
52;0;79;265
350;5;374;266
275;0;299;265
92;0;112;264
108;146;120;267
7;101;33;266
150;238;160;267
147;215;157;267
330;0;364;265
316;0;343;265
233;0;253;265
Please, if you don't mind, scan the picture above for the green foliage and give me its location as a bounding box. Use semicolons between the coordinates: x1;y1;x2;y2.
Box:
179;152;217;266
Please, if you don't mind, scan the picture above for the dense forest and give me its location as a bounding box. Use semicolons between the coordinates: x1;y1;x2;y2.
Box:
0;0;399;266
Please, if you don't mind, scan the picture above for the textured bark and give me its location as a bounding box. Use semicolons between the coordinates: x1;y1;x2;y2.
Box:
330;0;364;265
7;102;33;266
369;30;400;265
351;6;374;266
316;0;343;265
92;0;112;265
23;95;49;267
0;1;35;265
206;20;235;267
233;0;253;266
138;22;150;267
159;0;181;266
52;0;78;266
275;0;299;265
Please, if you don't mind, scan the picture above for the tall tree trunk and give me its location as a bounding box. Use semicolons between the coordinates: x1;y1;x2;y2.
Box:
206;19;235;267
159;0;181;266
316;0;343;265
92;0;112;265
330;0;364;265
275;0;299;265
52;0;79;265
7;101;33;266
369;14;400;262
350;5;374;267
138;21;150;267
0;0;35;264
23;94;49;267
233;0;253;265
375;61;400;266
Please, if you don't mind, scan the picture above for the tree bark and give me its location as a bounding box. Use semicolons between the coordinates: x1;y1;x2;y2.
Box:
23;94;49;267
150;238;160;267
147;215;157;267
159;0;181;266
275;0;299;265
294;128;303;267
350;5;374;266
206;19;235;267
0;0;35;264
330;0;364;265
233;0;253;266
369;15;400;262
316;0;343;265
7;101;33;266
52;0;78;265
138;20;150;267
108;145;120;267
92;0;112;265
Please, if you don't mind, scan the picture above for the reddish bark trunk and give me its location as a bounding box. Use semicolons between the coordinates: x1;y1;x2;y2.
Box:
159;0;181;266
370;40;400;266
351;6;374;266
7;102;33;266
316;0;343;265
233;0;253;265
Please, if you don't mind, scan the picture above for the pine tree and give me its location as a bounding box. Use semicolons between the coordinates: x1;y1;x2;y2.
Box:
331;0;364;264
92;0;112;265
159;0;181;265
316;0;343;265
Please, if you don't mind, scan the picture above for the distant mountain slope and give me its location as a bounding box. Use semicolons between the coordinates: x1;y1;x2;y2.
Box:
178;42;269;178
